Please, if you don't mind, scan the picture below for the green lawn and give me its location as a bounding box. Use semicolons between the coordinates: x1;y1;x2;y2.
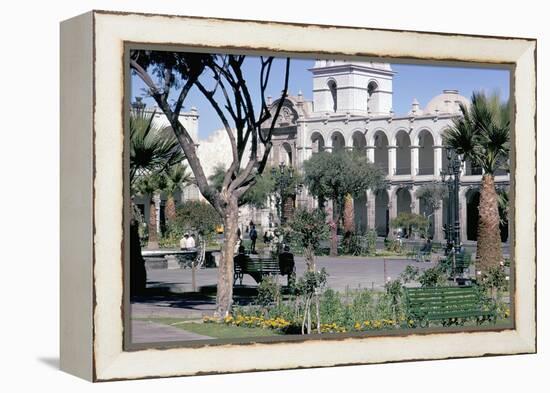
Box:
146;318;282;339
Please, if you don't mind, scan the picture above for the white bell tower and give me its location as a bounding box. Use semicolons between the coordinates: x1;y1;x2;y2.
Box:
310;60;394;116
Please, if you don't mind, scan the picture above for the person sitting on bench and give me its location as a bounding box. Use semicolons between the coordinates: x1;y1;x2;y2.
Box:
278;245;296;287
234;245;261;283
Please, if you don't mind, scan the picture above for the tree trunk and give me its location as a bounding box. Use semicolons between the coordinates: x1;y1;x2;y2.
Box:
165;195;177;224
343;193;355;234
283;195;295;222
214;198;239;318
304;244;316;272
330;220;338;257
476;175;503;273
147;198;158;249
191;263;197;292
130;216;147;296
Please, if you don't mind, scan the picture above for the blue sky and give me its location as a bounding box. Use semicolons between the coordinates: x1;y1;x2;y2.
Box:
131;56;510;139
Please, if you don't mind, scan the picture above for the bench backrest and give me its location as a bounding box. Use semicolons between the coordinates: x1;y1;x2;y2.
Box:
236;257;280;273
405;286;483;315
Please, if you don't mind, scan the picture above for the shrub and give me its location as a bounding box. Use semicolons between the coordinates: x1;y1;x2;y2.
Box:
168;200;222;241
478;263;509;304
418;266;447;287
384;238;403;253
390;212;429;239
384;279;404;322
400;265;420;283
350;289;374;322
255;277;281;309
318;289;344;324
341;232;363;256
365;229;378;255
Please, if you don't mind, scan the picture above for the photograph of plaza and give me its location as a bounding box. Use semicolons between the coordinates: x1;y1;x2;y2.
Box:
127;49;512;345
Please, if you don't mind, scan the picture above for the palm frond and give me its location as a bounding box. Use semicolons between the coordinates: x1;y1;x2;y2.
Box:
130;109;186;185
443;91;510;175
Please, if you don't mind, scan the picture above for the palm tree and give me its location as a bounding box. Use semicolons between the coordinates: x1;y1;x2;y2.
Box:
130;109;185;184
343;194;355;233
162;163;192;223
443;91;510;272
129;108;185;294
134;173;165;249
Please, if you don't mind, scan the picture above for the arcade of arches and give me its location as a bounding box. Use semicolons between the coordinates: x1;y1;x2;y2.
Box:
298;129;510;243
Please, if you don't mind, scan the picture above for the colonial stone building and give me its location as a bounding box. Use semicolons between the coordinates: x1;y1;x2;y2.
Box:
263;60;510;243
135;59;509;244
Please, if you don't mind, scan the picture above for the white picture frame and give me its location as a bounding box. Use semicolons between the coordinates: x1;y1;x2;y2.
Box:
60;10;536;381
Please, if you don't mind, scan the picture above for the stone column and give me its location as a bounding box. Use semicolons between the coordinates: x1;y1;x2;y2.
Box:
296;121;307;171
410;145;419;178
388;146;397;176
434;146;443;177
366;190;376;230
366;145;375;163
273;143;281;165
459;186;468;243
411;187;420;214
388;185;397;223
300;147;312;173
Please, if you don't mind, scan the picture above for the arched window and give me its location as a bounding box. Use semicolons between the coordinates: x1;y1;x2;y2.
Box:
367;81;378;113
328;80;337;112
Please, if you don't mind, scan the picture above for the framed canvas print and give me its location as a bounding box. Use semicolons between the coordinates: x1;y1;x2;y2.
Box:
60;10;536;381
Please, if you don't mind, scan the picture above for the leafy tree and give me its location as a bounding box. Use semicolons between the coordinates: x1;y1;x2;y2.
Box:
390;212;429;239
129;108;186;294
270;166;302;222
210;164;300;213
131;51;290;317
416;182;447;238
286;208;329;271
170;200;223;240
208;164;226;192
296;268;328;334
303;151;386;255
443;91;510;272
416;182;447;215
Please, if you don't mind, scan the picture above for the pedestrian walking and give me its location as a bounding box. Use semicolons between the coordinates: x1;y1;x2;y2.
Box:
249;224;258;254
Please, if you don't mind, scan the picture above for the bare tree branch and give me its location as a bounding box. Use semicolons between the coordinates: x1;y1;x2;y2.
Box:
173;75;198;116
194;79;240;188
130;59;160;96
130;60;221;213
259;58;290;145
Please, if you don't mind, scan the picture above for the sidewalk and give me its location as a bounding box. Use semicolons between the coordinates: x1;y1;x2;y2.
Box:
131;320;212;343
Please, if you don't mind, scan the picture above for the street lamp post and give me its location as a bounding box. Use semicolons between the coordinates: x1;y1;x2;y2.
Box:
271;162;302;225
441;147;463;280
272;162;290;224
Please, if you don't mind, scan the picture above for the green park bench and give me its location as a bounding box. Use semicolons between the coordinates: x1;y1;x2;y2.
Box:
234;256;290;285
404;286;496;328
406;243;436;262
439;251;472;275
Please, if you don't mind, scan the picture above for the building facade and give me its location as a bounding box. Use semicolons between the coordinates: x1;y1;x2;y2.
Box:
264;60;510;243
135;59;510;244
